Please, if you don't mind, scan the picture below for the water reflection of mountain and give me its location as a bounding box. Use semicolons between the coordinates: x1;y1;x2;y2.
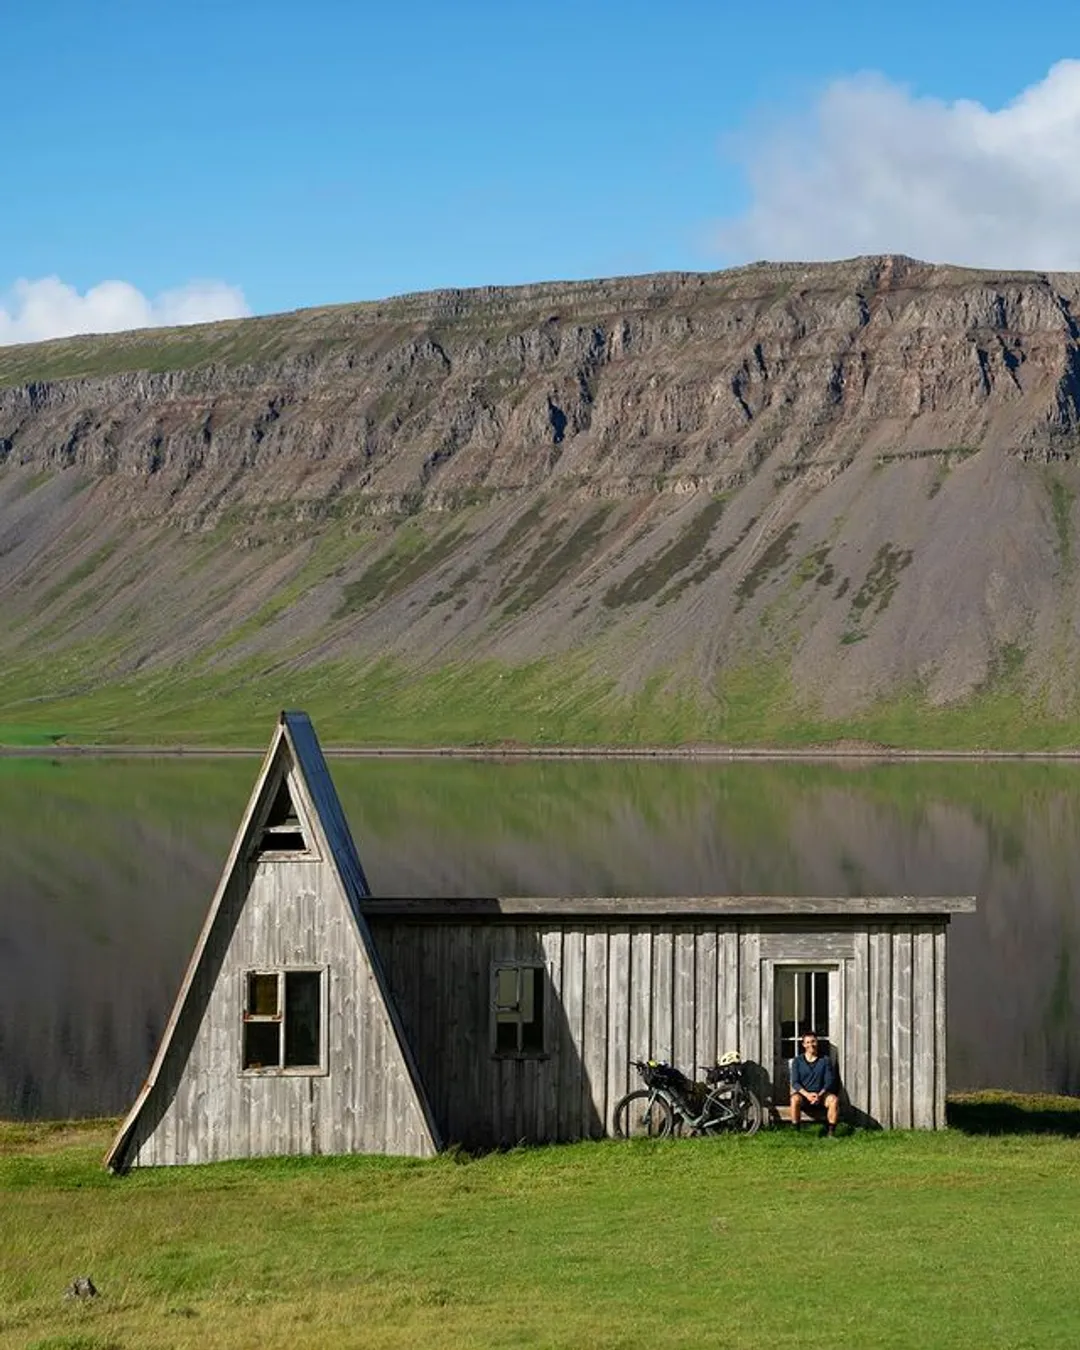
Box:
4;756;1080;1118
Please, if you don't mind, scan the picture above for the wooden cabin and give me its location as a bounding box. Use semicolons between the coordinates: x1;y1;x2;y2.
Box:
106;713;974;1170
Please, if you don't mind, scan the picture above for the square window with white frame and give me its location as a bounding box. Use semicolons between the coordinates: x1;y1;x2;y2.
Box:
242;968;326;1073
491;963;545;1056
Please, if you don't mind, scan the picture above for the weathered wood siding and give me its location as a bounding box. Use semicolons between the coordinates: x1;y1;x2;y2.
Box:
371;920;731;1147
371;916;950;1146
860;920;948;1130
123;858;435;1166
123;904;950;1164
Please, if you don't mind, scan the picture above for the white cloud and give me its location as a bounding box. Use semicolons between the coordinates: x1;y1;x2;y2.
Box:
717;60;1080;271
0;276;251;347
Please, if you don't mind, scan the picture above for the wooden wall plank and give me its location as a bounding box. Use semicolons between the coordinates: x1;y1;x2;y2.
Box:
695;927;718;1074
738;929;762;1071
934;923;947;1130
342;897;363;1155
583;928;609;1136
759;932;856;961
912;928;935;1129
673;928;696;1076
452;921;482;1148
513;927;535;1147
629;927;652;1068
870;925;892;1129
558;928;586;1142
326;891;347;1156
840;956;853;1122
758;959;776;1110
374;969;393;1154
891;926;914;1129
200;944;221;1162
539;928;563;1142
432;922;454;1141
847;931;870;1125
357;926;378;1152
364;952;389;1153
606;927;631;1134
718;926;739;1060
478;925;500;1146
497;926;522;1147
651;929;674;1064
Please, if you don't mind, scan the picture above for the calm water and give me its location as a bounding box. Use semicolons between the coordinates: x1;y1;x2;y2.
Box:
4;754;1080;1118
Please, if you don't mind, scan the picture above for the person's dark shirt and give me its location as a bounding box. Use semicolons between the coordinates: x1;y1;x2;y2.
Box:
791;1052;837;1095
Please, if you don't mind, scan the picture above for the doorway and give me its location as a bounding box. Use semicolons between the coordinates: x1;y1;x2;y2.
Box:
773;965;840;1099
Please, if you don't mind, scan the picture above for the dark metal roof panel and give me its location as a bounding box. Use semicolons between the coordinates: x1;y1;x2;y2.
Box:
281;710;371;905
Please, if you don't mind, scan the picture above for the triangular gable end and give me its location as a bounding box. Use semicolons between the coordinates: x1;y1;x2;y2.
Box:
278;711;440;1150
247;750;320;861
106;711;440;1170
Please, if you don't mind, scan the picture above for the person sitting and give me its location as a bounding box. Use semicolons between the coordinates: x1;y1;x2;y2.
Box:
789;1031;840;1136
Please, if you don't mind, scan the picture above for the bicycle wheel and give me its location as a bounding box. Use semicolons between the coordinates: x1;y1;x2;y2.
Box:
612;1090;675;1139
733;1086;763;1136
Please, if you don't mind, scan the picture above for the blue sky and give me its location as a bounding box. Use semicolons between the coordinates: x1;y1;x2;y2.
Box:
3;1;1080;339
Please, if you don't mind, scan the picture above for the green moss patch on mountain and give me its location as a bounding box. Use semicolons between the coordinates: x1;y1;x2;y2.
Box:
603;498;726;607
335;523;469;618
841;542;914;643
499;506;614;616
734;522;801;609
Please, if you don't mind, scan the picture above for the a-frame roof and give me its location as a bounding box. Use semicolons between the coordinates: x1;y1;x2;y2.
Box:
105;710;440;1170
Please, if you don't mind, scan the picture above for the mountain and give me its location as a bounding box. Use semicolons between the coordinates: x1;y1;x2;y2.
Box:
2;254;1080;747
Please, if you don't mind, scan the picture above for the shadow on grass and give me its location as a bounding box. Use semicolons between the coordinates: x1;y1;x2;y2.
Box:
947;1090;1080;1136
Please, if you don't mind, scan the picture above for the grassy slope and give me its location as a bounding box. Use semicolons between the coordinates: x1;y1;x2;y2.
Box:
1;651;1079;749
4;1109;1080;1350
0;497;1071;750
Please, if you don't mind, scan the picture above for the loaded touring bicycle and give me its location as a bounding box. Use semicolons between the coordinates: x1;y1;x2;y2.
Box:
613;1053;763;1138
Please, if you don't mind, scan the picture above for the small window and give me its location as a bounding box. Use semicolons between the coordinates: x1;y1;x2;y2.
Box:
492;964;545;1057
256;779;309;855
242;969;324;1073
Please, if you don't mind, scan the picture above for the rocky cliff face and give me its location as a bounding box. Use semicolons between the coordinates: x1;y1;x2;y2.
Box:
3;255;1080;742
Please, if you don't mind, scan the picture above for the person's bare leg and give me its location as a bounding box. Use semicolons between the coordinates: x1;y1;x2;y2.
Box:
825;1092;840;1134
790;1093;803;1128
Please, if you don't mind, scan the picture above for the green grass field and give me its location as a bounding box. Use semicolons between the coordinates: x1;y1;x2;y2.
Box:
3;1105;1080;1350
4;648;1080;751
0;726;64;748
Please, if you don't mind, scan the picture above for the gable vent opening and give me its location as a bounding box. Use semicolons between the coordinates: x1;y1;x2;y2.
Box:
258;778;309;855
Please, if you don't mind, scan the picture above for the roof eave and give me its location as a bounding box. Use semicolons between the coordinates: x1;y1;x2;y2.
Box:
358;895;978;919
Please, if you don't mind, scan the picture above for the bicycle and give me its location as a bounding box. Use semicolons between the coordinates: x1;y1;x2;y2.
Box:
612;1054;763;1138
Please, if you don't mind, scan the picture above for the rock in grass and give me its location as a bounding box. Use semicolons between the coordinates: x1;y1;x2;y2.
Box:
63;1275;97;1300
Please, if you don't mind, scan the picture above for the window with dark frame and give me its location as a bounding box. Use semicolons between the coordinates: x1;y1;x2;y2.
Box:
242;969;323;1072
778;967;832;1063
492;963;545;1056
256;779;309;855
